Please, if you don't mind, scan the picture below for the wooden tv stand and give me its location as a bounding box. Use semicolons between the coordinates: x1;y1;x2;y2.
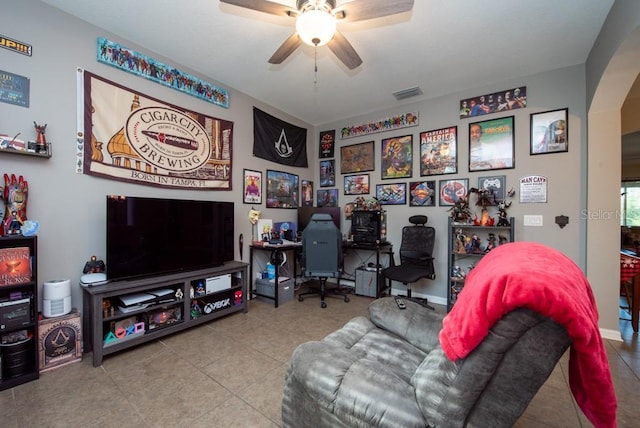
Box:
81;261;248;367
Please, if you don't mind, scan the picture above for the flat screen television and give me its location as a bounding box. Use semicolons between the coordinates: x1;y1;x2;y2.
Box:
106;195;234;282
297;206;341;236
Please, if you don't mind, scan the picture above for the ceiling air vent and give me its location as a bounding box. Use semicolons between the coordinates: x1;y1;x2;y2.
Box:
392;86;423;101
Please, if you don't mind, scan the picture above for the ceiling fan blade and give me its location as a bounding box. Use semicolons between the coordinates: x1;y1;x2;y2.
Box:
269;33;303;65
219;0;293;17
327;31;362;70
336;0;414;22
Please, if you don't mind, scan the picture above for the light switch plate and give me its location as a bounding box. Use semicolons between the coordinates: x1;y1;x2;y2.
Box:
523;215;543;226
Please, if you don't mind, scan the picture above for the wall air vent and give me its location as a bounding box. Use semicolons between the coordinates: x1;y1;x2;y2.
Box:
392;86;423;101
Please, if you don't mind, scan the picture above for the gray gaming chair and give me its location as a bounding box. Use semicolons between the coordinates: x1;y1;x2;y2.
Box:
298;213;348;308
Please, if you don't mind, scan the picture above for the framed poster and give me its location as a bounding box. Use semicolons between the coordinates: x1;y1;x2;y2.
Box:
439;179;469;206
340;141;375;173
319;130;335;158
243;169;262;204
266;170;299;209
478;175;506;203
381;135;413;179
469;116;515;172
301;180;314;207
319;159;336;187
409;180;436;207
317;189;338;207
420;126;457;176
459;86;526;118
344;174;370;195
376;183;407;205
530;108;568;154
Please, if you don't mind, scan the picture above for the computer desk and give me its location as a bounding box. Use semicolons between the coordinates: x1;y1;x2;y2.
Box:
249;240;393;306
249;242;301;308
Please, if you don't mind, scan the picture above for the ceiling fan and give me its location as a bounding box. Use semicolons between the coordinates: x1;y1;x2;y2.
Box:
219;0;414;70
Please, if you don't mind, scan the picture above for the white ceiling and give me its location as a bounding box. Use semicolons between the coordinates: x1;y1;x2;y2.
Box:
38;0;614;126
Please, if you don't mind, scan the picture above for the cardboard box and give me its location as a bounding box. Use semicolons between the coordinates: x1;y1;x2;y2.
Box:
38;309;82;373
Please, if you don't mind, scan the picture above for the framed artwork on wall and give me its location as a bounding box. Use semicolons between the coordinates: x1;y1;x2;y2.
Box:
319;130;335;158
301;180;314;207
439;178;469;206
530;108;568;154
340;141;375;173
381;135;413;179
266;169;299;209
344;174;370;195
469;116;515;172
317;189;338;207
319;159;336;187
409;180;436;207
420;126;457;176
243;169;262;204
478;175;506;203
376;183;407;205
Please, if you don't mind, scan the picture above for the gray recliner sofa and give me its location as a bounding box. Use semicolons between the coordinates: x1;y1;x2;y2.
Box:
282;297;571;427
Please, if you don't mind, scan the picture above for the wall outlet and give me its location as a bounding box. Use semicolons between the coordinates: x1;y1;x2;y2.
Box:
523;215;543;226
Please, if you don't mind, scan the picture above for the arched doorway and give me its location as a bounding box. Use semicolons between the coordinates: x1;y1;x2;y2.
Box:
588;25;640;336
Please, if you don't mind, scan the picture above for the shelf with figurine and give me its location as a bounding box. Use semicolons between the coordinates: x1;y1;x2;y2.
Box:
446;187;516;311
0;122;52;159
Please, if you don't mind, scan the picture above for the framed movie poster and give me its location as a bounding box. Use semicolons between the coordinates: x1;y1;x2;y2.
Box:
530;108;568;154
317;189;338;207
266;169;299;209
319;159;336;187
344;174;370;195
376;183;407;205
319;130;335;158
469;116;514;172
243;169;262;204
340;141;375;173
478;175;506;203
439;179;469;206
409;180;436;207
381;135;413;179
420;126;457;176
301;180;314;207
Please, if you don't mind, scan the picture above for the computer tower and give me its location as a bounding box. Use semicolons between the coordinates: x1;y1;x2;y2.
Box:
350;210;387;243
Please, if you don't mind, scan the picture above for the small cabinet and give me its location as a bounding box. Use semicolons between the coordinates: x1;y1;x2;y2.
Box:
82;261;248;367
0;235;39;390
447;218;515;311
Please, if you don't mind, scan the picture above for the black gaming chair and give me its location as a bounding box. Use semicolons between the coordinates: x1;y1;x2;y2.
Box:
382;215;436;309
298;213;348;308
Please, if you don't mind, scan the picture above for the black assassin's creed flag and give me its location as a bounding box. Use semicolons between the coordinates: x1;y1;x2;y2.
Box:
253;107;308;167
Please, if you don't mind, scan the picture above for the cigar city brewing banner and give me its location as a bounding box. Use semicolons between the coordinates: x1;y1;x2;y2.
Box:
77;70;233;190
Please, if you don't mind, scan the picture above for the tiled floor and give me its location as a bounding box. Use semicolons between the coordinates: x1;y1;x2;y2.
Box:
1;290;639;427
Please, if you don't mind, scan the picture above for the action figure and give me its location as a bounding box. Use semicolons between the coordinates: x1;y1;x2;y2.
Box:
485;233;497;252
496;200;512;227
498;234;509;245
470;234;483;253
4;210;23;235
448;195;472;223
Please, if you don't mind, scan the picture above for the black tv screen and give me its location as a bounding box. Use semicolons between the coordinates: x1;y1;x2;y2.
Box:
297;206;341;235
106;195;234;281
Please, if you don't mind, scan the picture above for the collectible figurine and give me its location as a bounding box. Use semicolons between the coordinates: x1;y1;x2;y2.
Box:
2;174;28;235
485;233;497;252
497;200;512;227
34;121;47;153
470;234;483;253
498;234;509;245
455;229;467;254
449;195;472;223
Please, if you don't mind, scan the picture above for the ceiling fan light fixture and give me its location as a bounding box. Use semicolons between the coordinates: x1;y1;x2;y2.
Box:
296;9;336;47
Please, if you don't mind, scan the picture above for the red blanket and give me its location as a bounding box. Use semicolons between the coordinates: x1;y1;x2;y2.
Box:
439;242;617;427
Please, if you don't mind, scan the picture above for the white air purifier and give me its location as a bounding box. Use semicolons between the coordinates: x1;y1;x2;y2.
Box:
43;279;72;318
